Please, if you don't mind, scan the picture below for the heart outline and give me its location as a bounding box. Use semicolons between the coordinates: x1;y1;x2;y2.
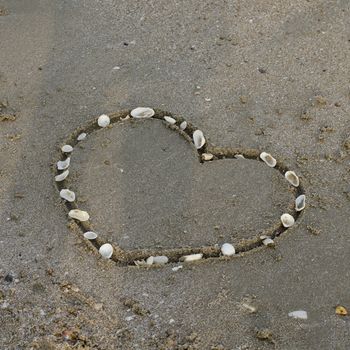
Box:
54;109;305;266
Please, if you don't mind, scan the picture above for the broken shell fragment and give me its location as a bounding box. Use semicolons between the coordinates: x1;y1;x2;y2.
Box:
221;243;235;256
59;189;76;202
68;209;90;222
164;116;176;125
202;153;213;161
77;133;87;141
61;145;73;153
130;107;155;119
288;310;308;320
262;238;275;247
84;231;98;240
281;213;295;228
181;253;203;262
57;157;70;170
55;170;69;182
97;114;110;127
99;243;113;259
259;152;277;167
193;130;206;149
295;194;306;211
285;171;299;187
180;121;187;130
235;154;245;159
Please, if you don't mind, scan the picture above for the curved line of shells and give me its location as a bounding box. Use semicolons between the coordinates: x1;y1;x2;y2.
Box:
55;107;306;266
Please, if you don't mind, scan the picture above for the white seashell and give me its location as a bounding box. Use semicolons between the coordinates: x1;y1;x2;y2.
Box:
99;243;113;259
288;310;308;320
77;133;87;141
221;243;235;256
84;231;98;240
55;170;69;182
59;189;76;202
152;256;169;264
259;152;277;167
180;121;187;130
235;154;245;159
68;209;90;222
164;116;176;125
130;107;155;119
146;256;154;265
134;260;147;266
262;238;275;246
181;253;203;262
285;171;299;187
295;194;306;211
61;145;73;153
193;130;206;149
202;153;213;161
57;157;70;170
281;213;295;228
172;265;183;272
97;114;110;127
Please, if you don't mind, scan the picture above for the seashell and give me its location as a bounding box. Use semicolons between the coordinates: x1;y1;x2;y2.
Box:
61;145;73;153
180;121;187;130
295;194;306;211
288;310;307;320
146;256;154;265
281;213;295;228
181;253;203;262
68;209;90;222
57;157;70;170
55;170;69;182
152;256;169;264
77;133;87;141
285;171;299;187
221;243;235;256
59;189;76;202
202;153;213;161
97;114;110;127
262;238;275;247
259;152;277;167
193;130;206;149
99;243;113;259
134;260;147;266
164;116;176;125
172;265;183;272
130;107;155;119
235;154;245;159
83;231;98;240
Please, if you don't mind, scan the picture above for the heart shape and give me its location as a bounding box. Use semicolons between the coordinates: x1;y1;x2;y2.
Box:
54;109;305;266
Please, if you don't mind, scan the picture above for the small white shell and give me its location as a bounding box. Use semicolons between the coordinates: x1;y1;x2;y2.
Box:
152;256;169;265
262;238;275;246
235;154;245;159
164;116;176;125
180;121;187;130
285;171;299;187
55;170;69;182
99;243;113;259
146;256;154;265
193;130;206;149
84;231;98;240
77;133;87;141
57;157;70;170
59;189;76;202
260;152;277;167
61;145;73;153
281;213;295;228
295;194;306;211
68;209;90;222
130;107;155;119
221;243;235;256
97;114;110;127
288;310;308;320
181;253;203;262
202;153;213;161
172;265;183;272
